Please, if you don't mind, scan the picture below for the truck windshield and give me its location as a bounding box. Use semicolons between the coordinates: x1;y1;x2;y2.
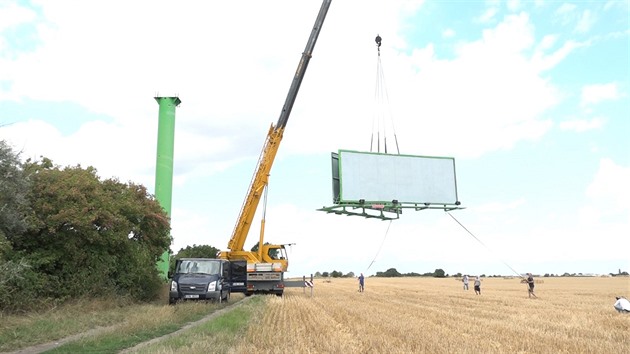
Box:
177;260;221;275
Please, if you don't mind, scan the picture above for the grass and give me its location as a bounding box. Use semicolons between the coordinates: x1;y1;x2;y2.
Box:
130;296;265;354
0;290;244;353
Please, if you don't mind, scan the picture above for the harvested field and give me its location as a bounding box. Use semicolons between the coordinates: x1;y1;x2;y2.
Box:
229;276;629;353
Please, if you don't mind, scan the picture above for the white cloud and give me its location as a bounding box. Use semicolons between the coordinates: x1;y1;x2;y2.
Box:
586;158;630;211
575;9;596;33
556;3;577;15
442;28;456;38
532;39;588;72
538;34;558;50
377;12;558;158
581;83;622;106
604;1;623;11
0;2;37;32
476;7;498;23
507;0;521;12
559;118;604;132
2;2;573;165
474;199;526;213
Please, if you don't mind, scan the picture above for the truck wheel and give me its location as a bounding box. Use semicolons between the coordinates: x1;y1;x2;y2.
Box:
168;298;177;305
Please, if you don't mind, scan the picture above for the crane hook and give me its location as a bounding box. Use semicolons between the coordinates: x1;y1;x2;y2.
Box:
375;34;382;49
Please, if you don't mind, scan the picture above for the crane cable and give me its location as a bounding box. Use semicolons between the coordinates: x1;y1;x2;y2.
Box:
366;219;393;271
370;34;400;155
446;211;526;279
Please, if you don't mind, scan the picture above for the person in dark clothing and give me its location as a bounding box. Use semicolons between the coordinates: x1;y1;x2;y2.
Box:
358;273;365;292
526;273;536;298
474;276;481;295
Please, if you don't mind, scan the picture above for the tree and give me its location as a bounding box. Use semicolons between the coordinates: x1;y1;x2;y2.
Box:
322;271;329;277
8;159;171;301
251;241;279;259
0;140;32;260
376;268;402;277
345;271;355;278
433;269;446;278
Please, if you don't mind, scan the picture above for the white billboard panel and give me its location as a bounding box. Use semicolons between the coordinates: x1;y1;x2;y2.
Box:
338;150;458;204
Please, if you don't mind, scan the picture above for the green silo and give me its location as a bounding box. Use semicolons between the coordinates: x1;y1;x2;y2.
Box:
154;96;181;279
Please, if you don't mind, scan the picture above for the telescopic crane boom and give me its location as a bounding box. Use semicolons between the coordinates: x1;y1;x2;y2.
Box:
219;0;332;296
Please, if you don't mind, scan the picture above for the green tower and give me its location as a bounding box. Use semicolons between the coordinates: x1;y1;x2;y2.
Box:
154;96;181;279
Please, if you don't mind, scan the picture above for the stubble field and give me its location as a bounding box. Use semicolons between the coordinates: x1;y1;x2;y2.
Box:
225;276;629;353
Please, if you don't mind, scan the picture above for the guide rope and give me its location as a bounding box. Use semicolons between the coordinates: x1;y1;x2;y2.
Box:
366;219;393;271
446;211;525;279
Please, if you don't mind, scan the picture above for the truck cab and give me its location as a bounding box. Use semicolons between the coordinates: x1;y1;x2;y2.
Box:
169;258;231;304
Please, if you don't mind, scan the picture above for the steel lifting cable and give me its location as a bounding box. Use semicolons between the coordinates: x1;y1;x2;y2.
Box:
446;212;525;279
370;35;401;155
366;219;393;271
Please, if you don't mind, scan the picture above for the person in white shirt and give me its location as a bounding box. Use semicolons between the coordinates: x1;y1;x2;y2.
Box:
614;296;630;313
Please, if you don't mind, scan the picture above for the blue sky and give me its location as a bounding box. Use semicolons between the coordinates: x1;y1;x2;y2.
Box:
1;0;628;277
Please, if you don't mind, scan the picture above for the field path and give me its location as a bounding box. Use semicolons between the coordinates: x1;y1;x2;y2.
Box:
1;297;252;354
2;325;120;354
119;296;253;353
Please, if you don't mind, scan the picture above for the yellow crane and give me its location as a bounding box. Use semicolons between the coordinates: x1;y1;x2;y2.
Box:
219;0;332;296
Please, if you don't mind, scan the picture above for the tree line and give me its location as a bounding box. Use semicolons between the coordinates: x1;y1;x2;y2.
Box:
1;140;172;313
313;268;450;278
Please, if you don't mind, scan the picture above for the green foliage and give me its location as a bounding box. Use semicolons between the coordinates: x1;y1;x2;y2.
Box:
250;241;278;259
0;258;54;312
1;155;172;311
0;141;33;260
433;269;446;278
169;244;221;275
375;268;402;277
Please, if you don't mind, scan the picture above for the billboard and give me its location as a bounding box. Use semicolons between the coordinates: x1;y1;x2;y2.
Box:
332;150;459;205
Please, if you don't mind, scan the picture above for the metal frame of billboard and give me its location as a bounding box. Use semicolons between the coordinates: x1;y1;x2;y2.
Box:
318;150;463;220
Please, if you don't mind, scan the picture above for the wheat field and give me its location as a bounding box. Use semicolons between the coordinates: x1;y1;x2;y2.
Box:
229;276;629;354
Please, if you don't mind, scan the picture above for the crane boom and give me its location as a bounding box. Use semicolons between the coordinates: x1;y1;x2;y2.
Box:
226;0;331;254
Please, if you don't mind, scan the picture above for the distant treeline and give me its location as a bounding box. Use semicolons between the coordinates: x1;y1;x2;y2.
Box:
312;268;629;278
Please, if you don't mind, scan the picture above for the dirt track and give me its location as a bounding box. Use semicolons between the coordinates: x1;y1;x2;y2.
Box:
3;297;251;354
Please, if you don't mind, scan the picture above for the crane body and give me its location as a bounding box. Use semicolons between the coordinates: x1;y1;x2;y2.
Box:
219;0;332;296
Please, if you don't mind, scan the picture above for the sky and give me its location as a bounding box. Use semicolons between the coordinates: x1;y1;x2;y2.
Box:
1;0;628;278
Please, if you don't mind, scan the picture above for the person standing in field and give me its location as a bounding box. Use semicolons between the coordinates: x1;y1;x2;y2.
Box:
526;273;536;298
358;273;365;292
474;276;481;295
462;274;469;291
